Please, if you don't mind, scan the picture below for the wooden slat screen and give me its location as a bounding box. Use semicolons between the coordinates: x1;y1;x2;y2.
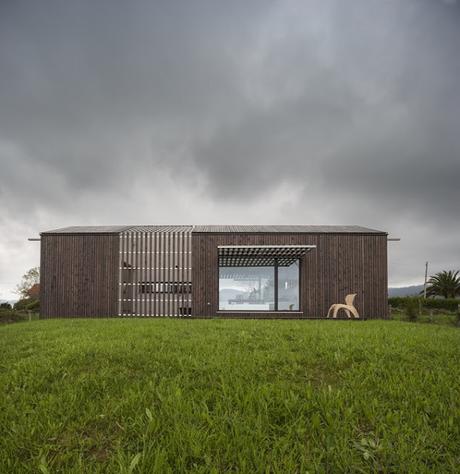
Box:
118;228;192;317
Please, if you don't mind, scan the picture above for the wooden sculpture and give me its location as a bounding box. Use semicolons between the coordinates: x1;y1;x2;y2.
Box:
326;293;360;319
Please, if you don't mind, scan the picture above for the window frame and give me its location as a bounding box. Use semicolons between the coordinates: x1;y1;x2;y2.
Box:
218;257;302;313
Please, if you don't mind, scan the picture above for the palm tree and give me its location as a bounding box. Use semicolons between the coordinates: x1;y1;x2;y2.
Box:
422;270;460;299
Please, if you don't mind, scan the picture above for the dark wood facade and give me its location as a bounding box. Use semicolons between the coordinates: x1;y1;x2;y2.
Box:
40;226;193;318
40;225;388;319
192;232;388;319
40;233;119;318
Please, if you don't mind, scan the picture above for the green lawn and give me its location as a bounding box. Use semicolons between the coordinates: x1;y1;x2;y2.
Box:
1;320;459;473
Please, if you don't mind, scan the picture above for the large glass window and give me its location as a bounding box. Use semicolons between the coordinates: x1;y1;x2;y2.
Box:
219;267;275;310
219;260;299;311
278;261;300;310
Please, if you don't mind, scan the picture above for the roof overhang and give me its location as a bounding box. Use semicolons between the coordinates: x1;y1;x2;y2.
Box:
218;245;316;267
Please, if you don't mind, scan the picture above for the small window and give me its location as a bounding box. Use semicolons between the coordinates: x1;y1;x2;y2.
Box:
138;282;192;294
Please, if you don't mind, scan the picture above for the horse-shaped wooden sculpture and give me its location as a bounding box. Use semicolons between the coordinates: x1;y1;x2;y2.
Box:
326;293;360;319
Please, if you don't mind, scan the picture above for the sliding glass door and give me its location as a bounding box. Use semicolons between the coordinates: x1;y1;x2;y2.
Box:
277;261;300;310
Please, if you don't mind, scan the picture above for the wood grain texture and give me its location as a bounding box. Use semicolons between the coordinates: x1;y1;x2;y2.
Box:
192;233;388;319
40;234;119;318
41;228;387;319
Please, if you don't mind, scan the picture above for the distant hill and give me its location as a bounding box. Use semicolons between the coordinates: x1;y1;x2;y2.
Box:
219;289;245;302
388;285;424;297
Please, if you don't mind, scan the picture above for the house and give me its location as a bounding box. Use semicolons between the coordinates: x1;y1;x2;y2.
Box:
39;225;388;318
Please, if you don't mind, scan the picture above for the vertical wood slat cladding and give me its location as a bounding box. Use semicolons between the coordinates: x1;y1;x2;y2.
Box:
117;229;192;317
192;233;388;319
41;227;386;319
40;234;119;318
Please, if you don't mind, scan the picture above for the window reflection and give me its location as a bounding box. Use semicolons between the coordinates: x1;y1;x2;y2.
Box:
219;260;299;311
278;261;299;310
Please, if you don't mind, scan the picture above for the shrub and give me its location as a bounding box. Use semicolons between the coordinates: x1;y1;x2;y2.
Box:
26;299;40;311
0;309;28;324
423;298;460;312
14;298;39;311
405;298;419;322
13;299;27;311
389;296;459;312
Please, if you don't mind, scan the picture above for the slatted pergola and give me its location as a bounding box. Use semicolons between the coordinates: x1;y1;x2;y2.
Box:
218;245;316;267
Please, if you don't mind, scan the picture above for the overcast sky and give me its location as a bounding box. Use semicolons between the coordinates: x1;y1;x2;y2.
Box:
1;0;459;300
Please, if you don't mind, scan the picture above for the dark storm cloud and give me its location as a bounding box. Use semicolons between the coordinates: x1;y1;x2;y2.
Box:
189;0;460;207
0;0;459;297
0;0;266;193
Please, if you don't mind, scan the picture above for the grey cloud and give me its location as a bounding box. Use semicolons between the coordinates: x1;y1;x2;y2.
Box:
0;0;459;297
175;0;460;251
0;0;271;193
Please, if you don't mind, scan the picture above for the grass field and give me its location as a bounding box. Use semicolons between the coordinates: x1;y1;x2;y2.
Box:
1;320;459;473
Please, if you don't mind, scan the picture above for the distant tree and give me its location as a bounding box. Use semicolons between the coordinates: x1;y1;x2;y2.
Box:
422;270;460;299
0;302;12;310
26;283;40;299
16;267;40;299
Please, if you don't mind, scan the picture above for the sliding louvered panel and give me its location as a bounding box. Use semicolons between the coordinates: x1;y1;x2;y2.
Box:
117;226;193;317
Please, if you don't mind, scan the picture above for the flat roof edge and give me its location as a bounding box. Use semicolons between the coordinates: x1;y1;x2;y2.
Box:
193;230;388;235
192;225;387;234
40;232;123;236
39;225;387;235
40;226;132;235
